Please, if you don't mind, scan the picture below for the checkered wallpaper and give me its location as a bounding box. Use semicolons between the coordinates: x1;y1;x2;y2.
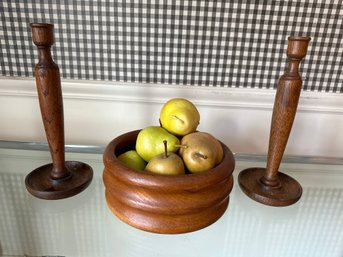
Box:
1;1;342;93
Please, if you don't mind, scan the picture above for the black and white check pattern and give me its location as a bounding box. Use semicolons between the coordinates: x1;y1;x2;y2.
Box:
1;1;342;93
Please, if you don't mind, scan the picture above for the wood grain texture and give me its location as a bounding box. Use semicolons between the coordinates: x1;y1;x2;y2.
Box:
264;36;311;183
238;168;302;206
25;23;93;200
238;36;311;206
103;130;235;234
32;23;66;179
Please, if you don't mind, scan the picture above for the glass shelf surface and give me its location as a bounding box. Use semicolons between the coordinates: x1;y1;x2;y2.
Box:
0;144;342;257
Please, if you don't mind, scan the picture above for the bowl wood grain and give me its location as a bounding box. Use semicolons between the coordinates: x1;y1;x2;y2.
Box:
103;130;235;234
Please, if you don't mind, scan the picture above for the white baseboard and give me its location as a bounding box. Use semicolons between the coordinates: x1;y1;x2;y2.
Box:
0;77;342;158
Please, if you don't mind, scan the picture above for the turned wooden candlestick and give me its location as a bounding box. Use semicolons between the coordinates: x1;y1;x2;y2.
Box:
238;36;311;206
25;23;93;200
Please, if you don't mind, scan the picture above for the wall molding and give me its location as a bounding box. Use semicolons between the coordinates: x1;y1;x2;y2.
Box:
0;77;342;157
1;77;342;113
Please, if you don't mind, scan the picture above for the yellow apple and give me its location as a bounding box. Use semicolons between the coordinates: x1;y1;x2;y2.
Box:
160;98;200;136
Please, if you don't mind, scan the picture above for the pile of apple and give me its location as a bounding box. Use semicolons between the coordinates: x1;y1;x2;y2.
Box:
117;98;224;175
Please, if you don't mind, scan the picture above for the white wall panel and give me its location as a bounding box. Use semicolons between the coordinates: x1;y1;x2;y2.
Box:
1;77;342;157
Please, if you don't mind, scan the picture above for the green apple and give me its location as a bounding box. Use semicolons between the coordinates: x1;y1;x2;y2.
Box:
145;140;185;175
136;126;180;162
117;150;146;171
160;98;200;136
179;132;224;173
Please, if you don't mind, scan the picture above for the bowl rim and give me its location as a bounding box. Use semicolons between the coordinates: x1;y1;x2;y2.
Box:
103;129;235;191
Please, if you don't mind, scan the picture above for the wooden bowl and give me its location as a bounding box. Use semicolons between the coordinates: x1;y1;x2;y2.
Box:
103;130;235;234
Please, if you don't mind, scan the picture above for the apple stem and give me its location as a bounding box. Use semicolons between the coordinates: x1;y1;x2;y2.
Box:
195;152;208;159
158;118;163;127
170;115;184;124
163;140;168;158
175;144;188;149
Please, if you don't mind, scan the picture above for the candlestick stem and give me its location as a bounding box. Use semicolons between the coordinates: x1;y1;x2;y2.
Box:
238;36;311;206
25;23;93;200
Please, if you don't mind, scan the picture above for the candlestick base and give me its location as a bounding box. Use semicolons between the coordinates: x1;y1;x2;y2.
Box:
238;168;302;206
25;161;93;200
